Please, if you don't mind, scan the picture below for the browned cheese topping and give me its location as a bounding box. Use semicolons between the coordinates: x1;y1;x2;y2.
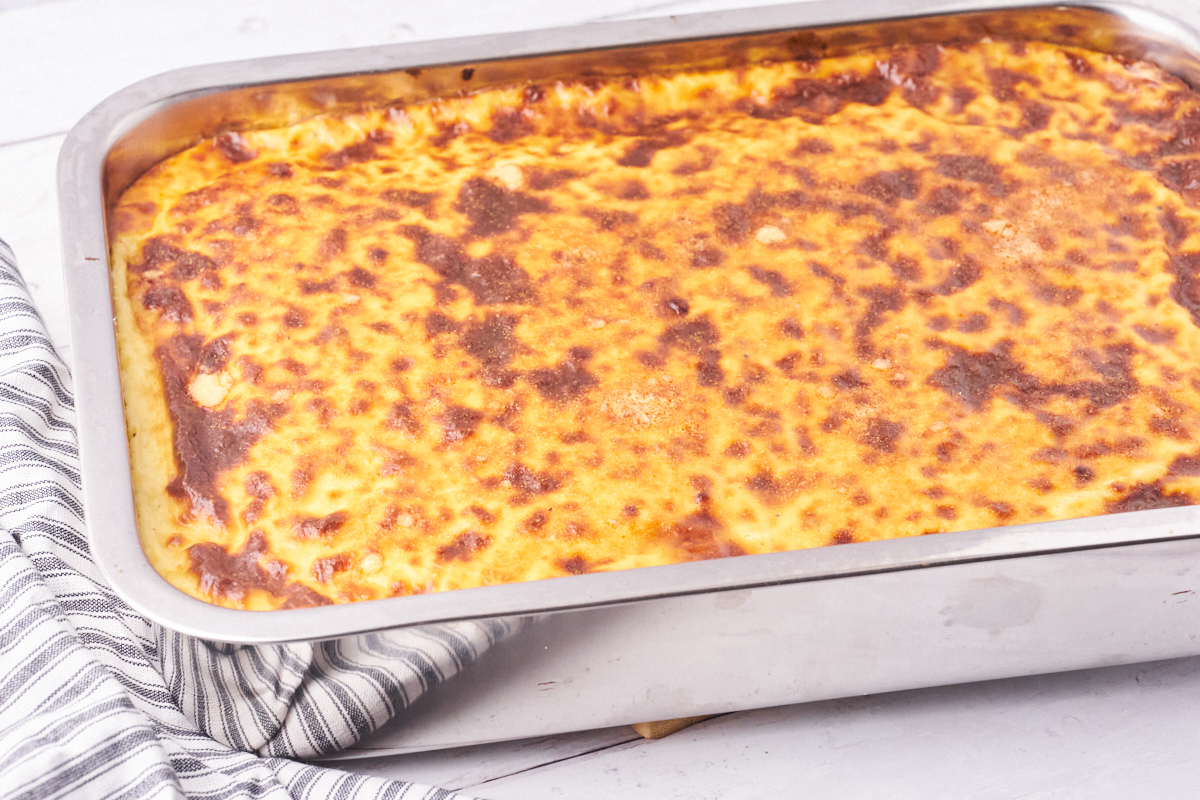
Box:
110;40;1200;609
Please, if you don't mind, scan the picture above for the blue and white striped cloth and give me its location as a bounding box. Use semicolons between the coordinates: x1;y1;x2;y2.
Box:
0;239;524;799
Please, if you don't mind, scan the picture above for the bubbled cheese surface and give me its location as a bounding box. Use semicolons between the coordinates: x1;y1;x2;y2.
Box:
110;40;1200;609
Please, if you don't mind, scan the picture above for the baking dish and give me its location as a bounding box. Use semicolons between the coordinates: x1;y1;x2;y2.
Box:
59;0;1200;751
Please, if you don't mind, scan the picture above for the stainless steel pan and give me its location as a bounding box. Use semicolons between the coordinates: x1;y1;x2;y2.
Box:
58;0;1200;752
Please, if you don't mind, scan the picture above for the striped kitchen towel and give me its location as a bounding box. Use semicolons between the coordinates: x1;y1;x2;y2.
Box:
0;238;522;798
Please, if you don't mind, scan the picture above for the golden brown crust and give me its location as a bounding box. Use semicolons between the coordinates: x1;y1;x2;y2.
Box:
112;40;1200;609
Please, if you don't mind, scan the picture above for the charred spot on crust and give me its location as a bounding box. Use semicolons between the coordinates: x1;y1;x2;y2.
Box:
723;385;749;406
318;228;347;260
663;297;690;316
468;506;497;524
778;319;804;339
1168;253;1200;327
384;402;423;436
159;335;284;526
832;370;867;390
862;418;904;452
323;132;391;168
793;137;834;155
748;266;793;297
856;169;921;205
1158;161;1200;200
312;553;353;583
746;470;801;504
305;397;335;427
1133;324;1176;345
696;349;724;386
936;505;958;520
456;177;551;238
1062;51;1094;76
989;298;1029;325
131;237;187;273
936;155;1010;197
987;66;1041;102
1150;416;1189;441
381;188;438;208
438;531;491;562
1073;343;1138;409
1169;454;1200;476
660;316;720;353
919;185;968;217
215;132;257;163
300;279;336;295
293;510;350;539
958;313;989;333
617;128;692;167
581;207;640;230
669;509;745;560
401;226;537;305
558;555;591;574
488;107;535;143
142;285;193;323
441;406;484;443
989;502;1016;519
241;471;276;524
617;179;650;199
691;243;727;268
430;121;471;148
346;267;377;288
713;189;776;243
1032;280;1083;306
1106;482;1193;514
461;313;520;386
528;348;597;403
283;308;309;329
526;168;579;190
425;312;460;336
504;463;562;495
636;350;666;369
855;284;906;348
724;441;751;458
167;251;218;281
928;339;1138;414
929;259;981;296
927;340;1040;411
1003;101;1053;137
524;510;550;530
752;71;892;121
198;336;232;373
189;530;330;608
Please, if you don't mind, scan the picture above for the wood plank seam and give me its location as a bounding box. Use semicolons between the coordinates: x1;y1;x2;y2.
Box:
467;735;643;790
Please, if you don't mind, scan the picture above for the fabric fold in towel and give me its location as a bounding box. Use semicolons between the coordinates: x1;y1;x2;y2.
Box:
0;239;521;798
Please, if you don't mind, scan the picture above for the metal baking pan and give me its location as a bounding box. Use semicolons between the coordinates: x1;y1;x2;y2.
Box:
58;0;1200;749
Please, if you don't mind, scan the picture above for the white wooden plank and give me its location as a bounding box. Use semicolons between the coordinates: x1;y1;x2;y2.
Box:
0;0;789;146
469;656;1200;799
0;135;71;362
331;726;641;790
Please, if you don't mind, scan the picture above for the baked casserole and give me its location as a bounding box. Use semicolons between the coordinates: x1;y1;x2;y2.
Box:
110;39;1200;609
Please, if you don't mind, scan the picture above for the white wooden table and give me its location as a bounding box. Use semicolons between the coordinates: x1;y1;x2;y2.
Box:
5;0;1200;796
